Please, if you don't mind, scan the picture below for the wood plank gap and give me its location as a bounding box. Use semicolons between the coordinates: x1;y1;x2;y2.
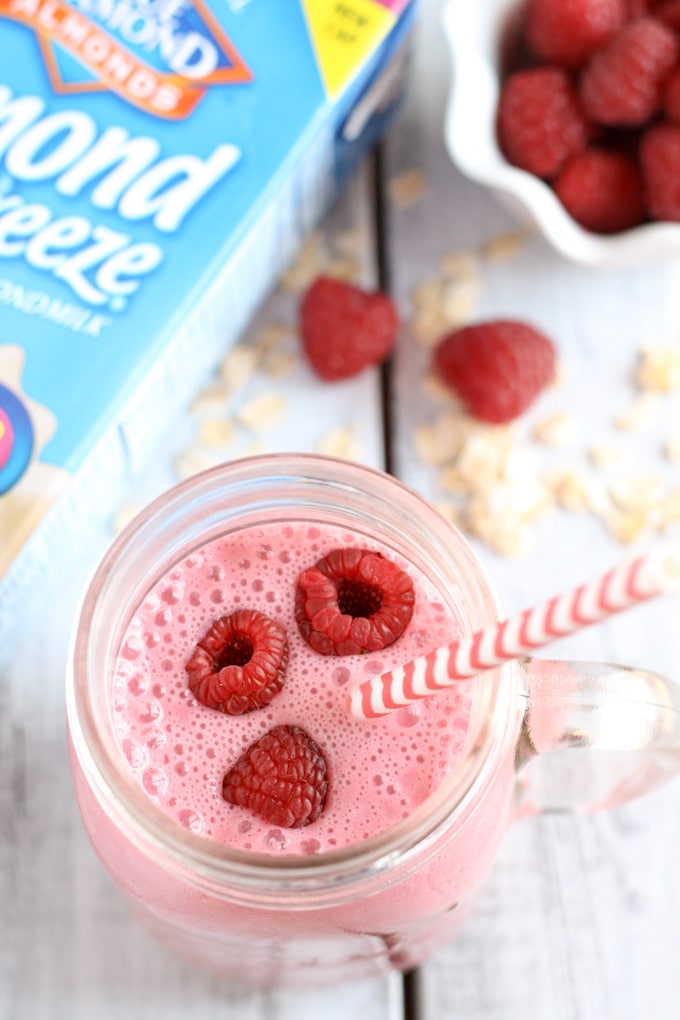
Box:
401;968;423;1020
370;142;396;478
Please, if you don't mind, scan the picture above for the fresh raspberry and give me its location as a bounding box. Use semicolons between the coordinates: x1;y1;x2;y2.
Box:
626;0;654;15
299;275;399;382
295;547;415;656
553;147;646;232
185;609;288;715
579;17;679;126
222;725;329;828
639;122;680;220
525;0;626;69
656;0;680;30
497;67;589;179
663;65;680;119
433;321;556;424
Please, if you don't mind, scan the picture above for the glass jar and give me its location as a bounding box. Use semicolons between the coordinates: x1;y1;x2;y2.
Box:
66;454;680;985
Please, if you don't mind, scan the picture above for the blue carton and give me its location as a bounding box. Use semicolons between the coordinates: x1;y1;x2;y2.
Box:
0;0;415;655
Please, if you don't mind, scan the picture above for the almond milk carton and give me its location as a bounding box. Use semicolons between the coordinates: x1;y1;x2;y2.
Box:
0;0;415;657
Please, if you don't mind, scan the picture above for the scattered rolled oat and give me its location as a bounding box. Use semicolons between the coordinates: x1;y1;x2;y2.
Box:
111;501;140;534
280;231;329;294
588;440;624;469
316;424;363;460
636;344;680;392
480;228;532;261
414;411;479;467
261;349;297;380
236;391;288;430
219;344;259;393
542;465;675;545
280;224;366;295
544;466;605;514
603;505;651;545
412;277;444;312
664;433;680;464
659;487;680;530
439;250;480;280
174;447;222;480
439;428;517;491
608;473;665;514
409;272;482;348
198;417;237;449
466;480;551;557
410;306;454;348
614;392;659;431
255;321;295;355
190;384;228;416
388;168;428;209
333;227;364;261
532;410;576;446
441;276;483;326
422;368;459;403
323;257;362;283
414;392;559;556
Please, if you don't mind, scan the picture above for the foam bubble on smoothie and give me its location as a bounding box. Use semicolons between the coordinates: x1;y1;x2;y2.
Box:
112;521;472;855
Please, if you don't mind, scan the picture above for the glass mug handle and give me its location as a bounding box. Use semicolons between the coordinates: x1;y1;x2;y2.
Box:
513;658;680;816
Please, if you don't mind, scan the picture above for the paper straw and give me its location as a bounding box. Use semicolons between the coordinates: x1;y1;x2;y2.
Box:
347;543;680;721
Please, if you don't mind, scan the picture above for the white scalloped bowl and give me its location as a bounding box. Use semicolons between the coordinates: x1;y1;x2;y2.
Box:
442;0;680;268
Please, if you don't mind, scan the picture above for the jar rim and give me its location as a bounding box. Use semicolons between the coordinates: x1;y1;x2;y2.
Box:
67;453;519;902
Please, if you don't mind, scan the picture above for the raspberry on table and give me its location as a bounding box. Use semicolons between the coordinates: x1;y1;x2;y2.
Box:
579;16;679;126
496;67;589;179
222;725;329;829
639;121;680;220
553;147;646;232
295;547;415;656
299;275;399;382
185;609;288;715
433;321;557;425
525;0;626;69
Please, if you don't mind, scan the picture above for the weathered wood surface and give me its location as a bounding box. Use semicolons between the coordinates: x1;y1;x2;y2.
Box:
3;1;680;1017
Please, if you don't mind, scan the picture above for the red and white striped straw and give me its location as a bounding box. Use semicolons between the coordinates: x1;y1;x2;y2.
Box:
347;543;680;721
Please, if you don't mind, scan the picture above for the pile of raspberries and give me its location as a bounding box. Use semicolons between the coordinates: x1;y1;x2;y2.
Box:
496;0;680;233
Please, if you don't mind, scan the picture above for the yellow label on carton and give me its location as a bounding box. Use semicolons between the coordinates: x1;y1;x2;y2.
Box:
302;0;395;99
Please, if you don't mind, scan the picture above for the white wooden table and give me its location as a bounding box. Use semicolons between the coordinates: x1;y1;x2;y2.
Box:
4;1;680;1016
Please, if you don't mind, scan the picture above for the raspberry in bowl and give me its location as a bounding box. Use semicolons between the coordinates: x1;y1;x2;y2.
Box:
443;0;680;266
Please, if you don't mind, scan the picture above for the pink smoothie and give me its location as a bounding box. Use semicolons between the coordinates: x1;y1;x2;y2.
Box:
112;519;472;856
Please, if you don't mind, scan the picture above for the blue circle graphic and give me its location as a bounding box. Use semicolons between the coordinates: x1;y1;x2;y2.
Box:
0;383;34;495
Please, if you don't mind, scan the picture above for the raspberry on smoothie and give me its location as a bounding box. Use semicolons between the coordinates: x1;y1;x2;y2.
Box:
186;608;289;715
222;724;329;829
295;547;415;655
